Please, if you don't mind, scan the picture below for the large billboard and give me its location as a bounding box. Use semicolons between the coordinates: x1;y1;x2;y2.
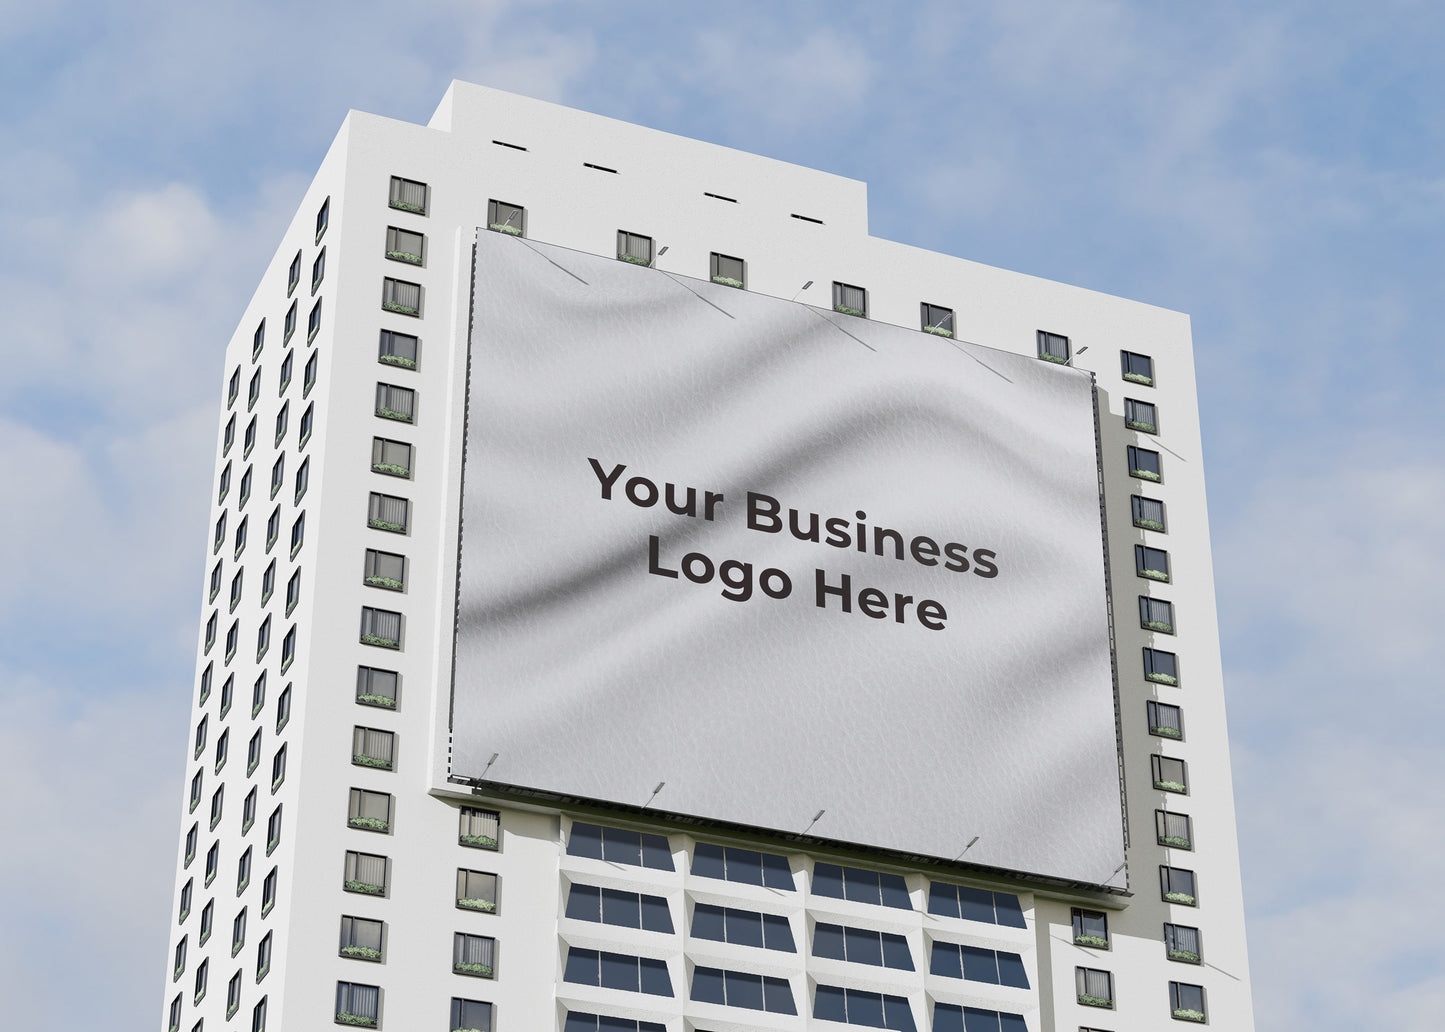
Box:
453;231;1124;887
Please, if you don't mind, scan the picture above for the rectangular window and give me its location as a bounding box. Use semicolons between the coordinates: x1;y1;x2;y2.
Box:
289;513;304;558
359;606;401;649
311;248;325;293
691;966;794;1014
920;303;954;338
270;455;284;500
1072;908;1109;949
454;932;498;978
285;570;300;616
170;994;182;1032
816;923;914;971
1144;647;1179;685
315;197;329;243
262;866;277;915
487;199;526;236
279;353;293;398
335;982;380;1029
352;726;395;770
832;281;867;317
224;619;239;662
459;807;500;850
236;846;251;893
378;330;418;370
303;351;317;396
231;908;247;956
255;931;271;981
298;403;313;447
219;674;234;717
266;804;282;853
385;226;424;265
223;414;236;455
566;883;673;933
1129;444;1161;483
811;985;910;1029
251;320;266;360
356;666;399;709
1139;596;1175;634
566;821;671;869
1132;494;1166;531
283;301;296;344
344;850;388;896
275;684;291;731
1157;809;1193;849
243;416;256;456
280;626;295;673
348;788;392;833
199;900;213;943
247;729;262;775
811;862;910;908
228;368;240;408
1148;700;1184;740
242;785;257;834
1038;331;1070;364
375;383;415;423
690;902;793;951
288;250;301;296
194;717;208;759
229;570;243;612
214;729;228;773
926;942;1027;986
198;664;213;706
184;822;198;867
213;514;226;556
193;958;208;1003
367;493;409;534
1160;865;1197;905
371;437;412;478
691;842;794;889
255;615;270;662
617;230;653;266
1152;754;1188;794
238;465;252;508
205;843;218;885
710;252;745;288
204;611;218;653
339;915;384;961
261;559;276;604
1165;923;1202;963
457;869;499;914
389;176;427;214
217;462;231;504
564;947;672;996
1075;967;1113;1008
178;878;193;923
450;999;492;1032
306;300;321;343
1170;981;1207;1022
1122;350;1154;386
270;745;286;792
226;972;241;1019
1136;544;1170;582
363;549;405;591
294;458;308;503
925;883;1027;928
1125;397;1158;433
381;277;421;316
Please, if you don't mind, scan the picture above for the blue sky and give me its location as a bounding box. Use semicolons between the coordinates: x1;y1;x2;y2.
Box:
3;2;1443;1029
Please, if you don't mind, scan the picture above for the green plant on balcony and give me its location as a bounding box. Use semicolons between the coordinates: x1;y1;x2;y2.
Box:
376;407;411;422
361;633;399;649
1159;835;1191;848
1172;1008;1205;1022
232;939;244;958
1123;372;1154;385
368;518;406;533
1155;780;1187;793
340;945;382;961
454;961;493;977
194;990;205;1005
923;324;954;337
1040;352;1069;364
357;693;397;708
365;576;404;590
1163;891;1196;905
460;833;498;849
349;816;390;832
1077;994;1112;1008
236;875;249;894
1132;467;1162;482
1134;518;1165;531
711;275;744;288
618;253;650;265
242;817;254;835
386;250;422;264
1168;949;1200;963
1151;725;1183;739
457;897;497;913
336;1012;376;1027
1146;672;1178;686
1074;935;1109;948
371;462;410;477
345;879;385;895
489;223;522;236
391;199;424;214
453;1027;488;1032
1142;620;1173;633
1126;419;1157;433
271;775;284;791
379;354;417;370
382;301;419;316
1139;568;1169;581
833;305;864;316
353;754;392;769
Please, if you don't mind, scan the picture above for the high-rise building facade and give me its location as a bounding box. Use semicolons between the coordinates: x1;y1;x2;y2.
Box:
162;82;1253;1032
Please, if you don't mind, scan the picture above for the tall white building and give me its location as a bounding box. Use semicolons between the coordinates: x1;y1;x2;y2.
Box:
163;82;1254;1032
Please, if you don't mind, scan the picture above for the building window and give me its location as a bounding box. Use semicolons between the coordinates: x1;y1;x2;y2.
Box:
817;923;915;971
279;353;293;398
169;994;182;1032
198;899;213;944
563;1014;661;1032
378;330;418;370
1132;495;1166;531
565;883;672;932
288;250;301;296
198;664;213;706
250;321;265;361
389;176;427;214
219;674;234;717
921;303;954;338
229;570;244;612
178;878;193;923
204;611;218;654
307;300;322;343
247;729;262;776
276;685;291;731
231;908;247;956
692;967;794;1013
832;281;867;317
690;903;793;951
256;615;271;662
226;972;241;1019
453;932;498;978
1161;865;1197;906
266;804;282;853
487;199;525;236
450;999;492;1032
928;942;1027;985
375;383;415;423
1152;754;1188;794
223;414;236;455
303;350;318;396
243;416;257;456
692;842;794;889
238;465;252;508
193;958;208;1003
283;301;297;344
242;785;257;834
367;493;409;534
1129;444;1162;483
1169;981;1207;1022
1157;809;1193;849
931;1006;1027;1032
352;726;395;770
1075;967;1113;1008
184;822;198;867
348;788;392;833
270;745;287;792
289;513;305;558
381;277;422;317
356;666;399;709
1122;350;1154;386
1144;647;1179;685
1136;544;1170;582
812;985;912;1030
457;869;499;914
213;514;226;556
812;862;910;909
1165;923;1202;964
334;982;379;1028
339;915;384;962
315;197;329;243
1139;596;1174;634
270;455;284;500
299;403;313;447
1125;398;1158;433
371;437;412;478
1148;700;1184;739
228;368;240;408
385;226;424;265
194;717;208;759
285;570;300;617
294;458;309;503
1037;331;1070;364
214;731;230;774
617;230;653;266
359;607;402;649
926;883;1027;927
209;785;225;830
209;561;224;604
1072;908;1109;949
236;846;252;893
563;947;670;995
173;935;188;980
280;625;296;673
253;930;270;980
344;850;388;896
218;462;231;505
709;252;745;288
311;248;325;293
459;807;500;850
262;866;278;915
566;821;672;869
190;770;204;813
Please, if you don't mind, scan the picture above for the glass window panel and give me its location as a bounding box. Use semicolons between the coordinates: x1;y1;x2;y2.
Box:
726;908;764;948
691;966;725;1005
598;951;635;991
567;823;603;859
958;886;995;923
691;903;725;941
882;996;915;1032
848;989;884;1028
930;942;963;978
814;985;847;1023
996;952;1029;988
961;945;999;984
763;976;796;1015
639;894;672;933
640;832;674;870
845;926;883;966
881;932;913;970
927;883;961;918
762;913;795;951
601;888;640;929
691;842;726;879
813;922;846;960
566;883;600;921
724;970;764;1011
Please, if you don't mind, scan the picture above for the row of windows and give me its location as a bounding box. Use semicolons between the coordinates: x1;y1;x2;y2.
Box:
1072;908;1204;963
1076;967;1209;1022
